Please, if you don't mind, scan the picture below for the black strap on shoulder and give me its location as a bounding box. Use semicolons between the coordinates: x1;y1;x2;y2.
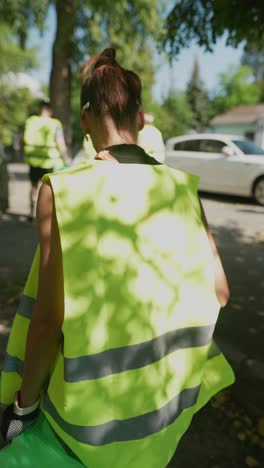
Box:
104;144;161;165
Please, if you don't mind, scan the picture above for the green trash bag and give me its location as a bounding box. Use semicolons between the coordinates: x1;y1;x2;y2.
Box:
0;411;83;467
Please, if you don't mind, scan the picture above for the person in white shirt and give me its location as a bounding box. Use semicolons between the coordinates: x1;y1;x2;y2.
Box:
138;111;165;163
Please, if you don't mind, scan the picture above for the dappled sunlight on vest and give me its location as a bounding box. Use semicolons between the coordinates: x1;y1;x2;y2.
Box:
0;161;234;467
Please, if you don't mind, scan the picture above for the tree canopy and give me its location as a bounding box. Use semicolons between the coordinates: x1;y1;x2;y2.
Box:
50;0;163;144
152;91;193;141
0;23;36;75
2;0;164;146
186;58;209;131
210;66;262;117
0;83;36;146
0;19;39;147
0;0;48;47
242;44;264;83
165;0;264;57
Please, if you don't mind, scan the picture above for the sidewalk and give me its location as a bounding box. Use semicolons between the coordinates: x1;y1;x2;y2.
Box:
0;163;37;284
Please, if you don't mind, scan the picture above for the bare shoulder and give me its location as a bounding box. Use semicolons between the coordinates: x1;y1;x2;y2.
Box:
36;182;55;263
35;182;64;323
37;183;53;223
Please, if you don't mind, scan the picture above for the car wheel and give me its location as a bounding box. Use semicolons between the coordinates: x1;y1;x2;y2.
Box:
253;177;264;206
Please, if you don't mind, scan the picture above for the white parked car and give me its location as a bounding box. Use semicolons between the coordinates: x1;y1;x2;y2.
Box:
165;133;264;205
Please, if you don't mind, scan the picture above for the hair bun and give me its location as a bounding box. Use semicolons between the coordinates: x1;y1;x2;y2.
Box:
80;48;117;84
93;48;117;71
80;47;142;123
101;48;116;62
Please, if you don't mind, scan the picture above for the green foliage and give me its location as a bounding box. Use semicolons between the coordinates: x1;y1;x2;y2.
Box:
0;0;165;147
241;44;264;100
210;66;262;117
77;0;163;56
0;83;36;145
241;44;264;82
0;23;37;75
0;19;38;146
0;0;49;47
152;91;193;141
165;0;264;57
186;58;209;131
75;0;163;104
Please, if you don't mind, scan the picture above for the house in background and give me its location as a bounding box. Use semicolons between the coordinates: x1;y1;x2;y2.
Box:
209;104;264;148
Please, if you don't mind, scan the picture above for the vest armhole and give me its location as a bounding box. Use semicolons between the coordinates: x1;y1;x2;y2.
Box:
188;174;200;196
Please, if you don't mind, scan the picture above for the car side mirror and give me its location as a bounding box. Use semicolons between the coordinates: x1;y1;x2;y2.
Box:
222;145;234;157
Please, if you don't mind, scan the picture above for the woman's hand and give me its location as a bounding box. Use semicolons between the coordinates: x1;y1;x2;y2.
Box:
0;399;39;444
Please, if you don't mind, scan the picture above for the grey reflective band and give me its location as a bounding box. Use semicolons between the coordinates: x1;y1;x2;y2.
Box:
64;324;215;382
17;294;35;319
25;144;57;149
2;353;23;375
44;385;200;446
1;344;222;377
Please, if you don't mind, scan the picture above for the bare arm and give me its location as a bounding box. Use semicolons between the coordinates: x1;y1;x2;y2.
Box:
20;183;64;406
199;199;230;307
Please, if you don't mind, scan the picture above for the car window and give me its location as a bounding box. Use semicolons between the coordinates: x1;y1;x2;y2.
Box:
232;140;264;155
173;141;186;151
199;140;225;152
173;140;201;151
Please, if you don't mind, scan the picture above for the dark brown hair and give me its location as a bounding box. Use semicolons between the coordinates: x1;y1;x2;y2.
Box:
80;48;142;128
39;99;52;112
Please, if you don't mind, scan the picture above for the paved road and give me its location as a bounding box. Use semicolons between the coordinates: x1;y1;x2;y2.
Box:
0;164;37;284
201;192;264;414
1;163;264;414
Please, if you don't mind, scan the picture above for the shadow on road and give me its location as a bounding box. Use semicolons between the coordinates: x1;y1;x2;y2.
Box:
0;214;37;368
200;190;256;207
213;224;264;362
0;217;37;285
237;208;264;215
213;223;264;417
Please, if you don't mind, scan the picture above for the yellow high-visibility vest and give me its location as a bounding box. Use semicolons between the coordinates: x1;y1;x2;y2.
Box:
1;161;234;467
24;115;64;169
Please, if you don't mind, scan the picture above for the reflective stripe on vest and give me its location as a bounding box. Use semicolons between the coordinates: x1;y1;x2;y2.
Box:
2;312;215;380
0;163;235;468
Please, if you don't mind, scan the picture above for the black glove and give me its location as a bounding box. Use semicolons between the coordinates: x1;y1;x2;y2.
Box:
0;404;39;443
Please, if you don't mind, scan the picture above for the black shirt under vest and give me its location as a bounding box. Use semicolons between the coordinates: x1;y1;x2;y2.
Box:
104;144;161;165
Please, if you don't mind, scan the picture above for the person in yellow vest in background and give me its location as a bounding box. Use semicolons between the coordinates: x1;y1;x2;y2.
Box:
0;49;234;467
138;111;165;163
23;99;70;219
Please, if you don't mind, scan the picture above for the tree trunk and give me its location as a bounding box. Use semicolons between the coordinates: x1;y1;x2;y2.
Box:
49;0;77;148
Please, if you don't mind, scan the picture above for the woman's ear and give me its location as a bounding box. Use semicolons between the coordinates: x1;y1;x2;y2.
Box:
80;111;90;134
137;109;145;132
